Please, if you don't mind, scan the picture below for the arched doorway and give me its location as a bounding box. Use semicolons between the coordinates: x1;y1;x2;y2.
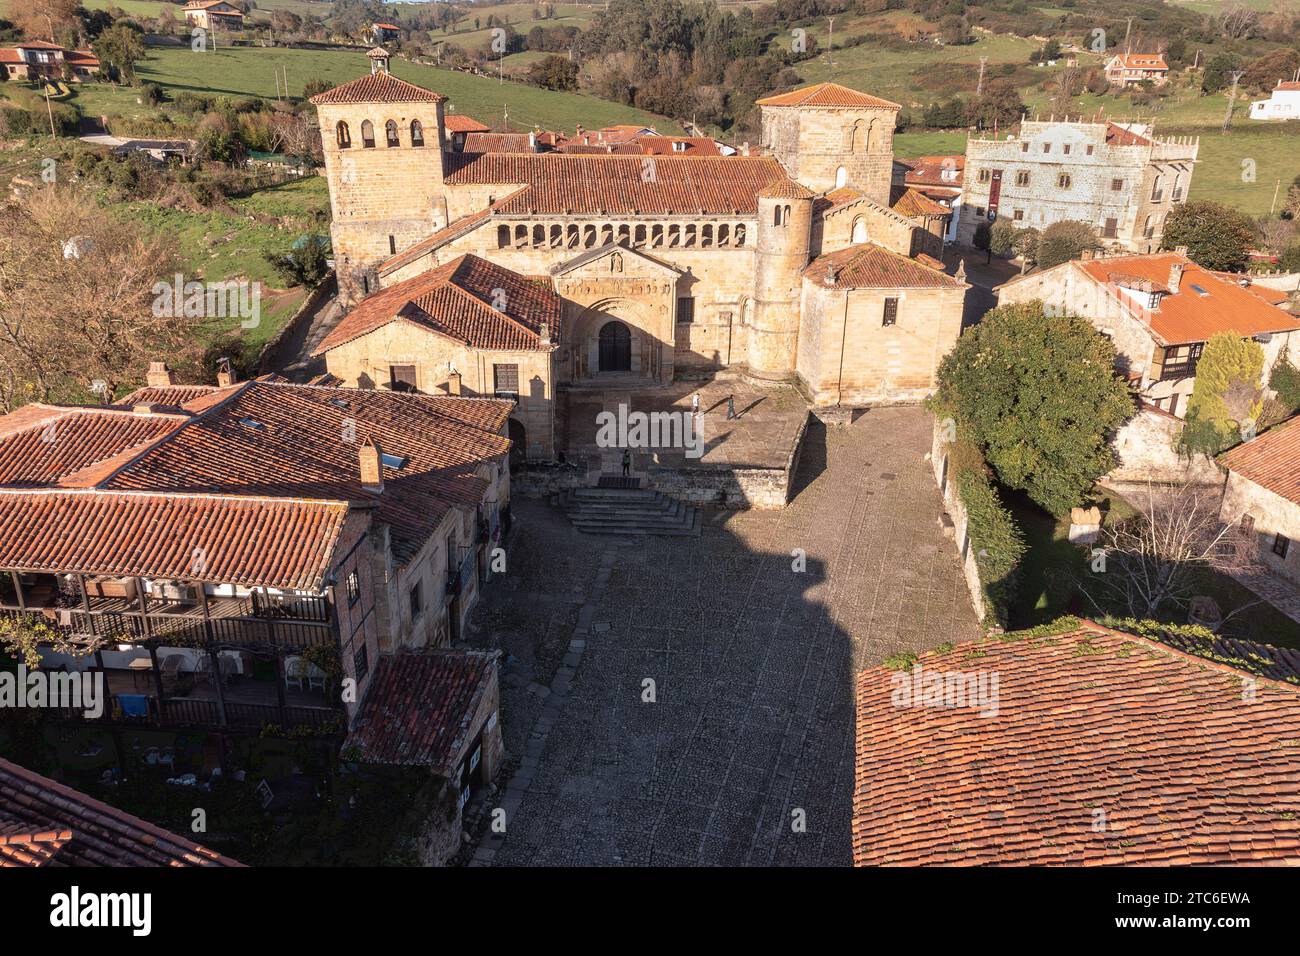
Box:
507;418;527;466
598;321;632;372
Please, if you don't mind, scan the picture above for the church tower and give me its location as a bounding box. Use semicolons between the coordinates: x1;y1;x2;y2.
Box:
747;178;813;382
756;82;901;205
311;49;450;305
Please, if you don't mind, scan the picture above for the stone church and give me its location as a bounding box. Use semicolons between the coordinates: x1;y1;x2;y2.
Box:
311;50;968;460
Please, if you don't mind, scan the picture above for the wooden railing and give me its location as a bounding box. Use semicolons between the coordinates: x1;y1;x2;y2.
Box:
30;695;340;733
0;605;334;651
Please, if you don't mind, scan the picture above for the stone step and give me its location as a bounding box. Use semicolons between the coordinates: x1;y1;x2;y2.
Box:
557;485;700;536
570;513;701;537
566;508;690;528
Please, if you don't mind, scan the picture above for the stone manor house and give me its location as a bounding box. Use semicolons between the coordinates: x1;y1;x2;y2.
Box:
310;52;969;460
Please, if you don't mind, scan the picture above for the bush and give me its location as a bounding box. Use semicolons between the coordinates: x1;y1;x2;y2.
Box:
957;470;1026;626
1269;355;1300;414
1161;201;1254;272
267;234;331;288
1034;220;1098;268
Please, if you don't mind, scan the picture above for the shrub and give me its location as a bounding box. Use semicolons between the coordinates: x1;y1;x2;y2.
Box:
957;470;1026;626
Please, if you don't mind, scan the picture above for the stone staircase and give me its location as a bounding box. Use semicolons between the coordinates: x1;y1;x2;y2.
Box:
557;486;702;536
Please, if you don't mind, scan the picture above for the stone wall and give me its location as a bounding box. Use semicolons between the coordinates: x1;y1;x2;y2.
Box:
1220;471;1300;586
760;104;898;202
1106;404;1224;486
929;421;989;623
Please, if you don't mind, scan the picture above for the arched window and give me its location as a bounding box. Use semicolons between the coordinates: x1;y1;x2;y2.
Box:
617;224;630;244
774;205;783;226
735;223;746;247
718;224;730;246
385;120;400;147
514;224;528;248
835;166;847;189
685;224;697;247
850;120;865;153
497;224;510;248
851;217;868;244
550;224;562;248
583;225;597;247
410;120;424;147
701;224;713;247
784;205;791;223
361;120;375;148
634;224;647;247
668;224;681;247
652;224;664;247
532;224;545;247
567;224;579;248
336;121;351;149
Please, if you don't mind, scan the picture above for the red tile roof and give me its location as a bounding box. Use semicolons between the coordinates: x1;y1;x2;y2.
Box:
0;406;186;487
444;152;787;215
1076;253;1300;345
1219;414;1300;505
758;176;814;200
0;757;242;867
756;82;901;110
903;155;964;188
0;488;350;590
115;385;226;410
893;187;952;219
462;131;536;153
344;650;498;772
0;49;22;64
318;253;561;355
310;71;447;105
443;113;491;133
853;621;1300;866
805;243;965;290
1109;53;1168;71
1104;122;1152;147
377;207;498;276
616;136;720;156
184;0;243;10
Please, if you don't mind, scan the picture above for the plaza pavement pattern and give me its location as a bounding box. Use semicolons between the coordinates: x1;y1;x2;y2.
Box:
464;404;980;866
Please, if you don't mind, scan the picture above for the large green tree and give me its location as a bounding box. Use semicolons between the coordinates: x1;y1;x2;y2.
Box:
932;301;1136;516
1180;332;1265;455
92;23;146;84
1160;200;1255;272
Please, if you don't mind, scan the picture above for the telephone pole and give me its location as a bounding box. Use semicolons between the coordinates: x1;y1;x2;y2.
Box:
976;56;987;95
1222;70;1243;134
827;17;834;78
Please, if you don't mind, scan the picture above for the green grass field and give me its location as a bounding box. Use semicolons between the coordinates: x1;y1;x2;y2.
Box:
131;45;678;133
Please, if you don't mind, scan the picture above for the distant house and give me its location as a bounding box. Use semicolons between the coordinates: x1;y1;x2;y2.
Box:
183;0;246;31
996;250;1300;418
371;21;402;45
110;138;196;164
1104;52;1169;87
0;41;99;82
1250;80;1300;122
853;620;1300;865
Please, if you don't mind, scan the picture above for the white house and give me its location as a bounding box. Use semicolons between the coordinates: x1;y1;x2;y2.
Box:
1251;81;1300;122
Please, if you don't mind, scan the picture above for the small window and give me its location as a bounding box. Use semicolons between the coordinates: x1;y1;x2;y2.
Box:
409;580;423;618
882;297;898;327
389;364;417;393
1239;514;1255;535
1086;144;1094;155
1111;178;1124;191
978;169;991;184
677;297;695;324
410;119;424;147
1062;144;1071;155
380;452;409;469
388;235;396;255
493;363;519;395
773;205;783;226
1274;533;1291;559
1015;171;1030;187
336;121;351;149
1013;209;1024;221
1020;142;1029;153
1057;173;1072;189
361;120;375;148
353;644;369;682
346;569;361;607
385;119;399;147
1102;217;1118;238
1042;143;1051;154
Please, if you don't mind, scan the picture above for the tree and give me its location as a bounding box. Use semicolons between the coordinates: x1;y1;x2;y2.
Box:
527;54;578;91
0;185;185;410
1201;52;1241;94
931;301;1136;516
1179;332;1265;455
965;82;1024;130
1160;201;1254;272
93;23;147;84
14;0;79;42
1081;482;1255;621
1034;220;1098;269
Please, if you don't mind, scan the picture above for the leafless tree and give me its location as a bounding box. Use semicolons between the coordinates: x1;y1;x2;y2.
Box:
1079;482;1259;622
1218;5;1260;40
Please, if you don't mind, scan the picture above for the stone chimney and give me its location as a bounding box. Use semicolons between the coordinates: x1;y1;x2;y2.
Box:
215;358;237;388
447;370;462;395
368;47;390;75
1080;249;1095;260
359;440;384;494
146;361;175;387
539;321;551;346
1168;259;1185;292
529;131;537;152
1173;245;1189;257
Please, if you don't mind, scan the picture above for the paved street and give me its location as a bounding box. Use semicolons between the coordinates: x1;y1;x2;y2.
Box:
463;404;980;866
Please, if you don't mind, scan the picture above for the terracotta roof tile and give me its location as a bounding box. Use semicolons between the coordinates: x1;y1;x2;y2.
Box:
893;187;952;218
319;253;561;354
377;207;497;276
1104;122;1153;147
344;650;498;772
444;152;786;215
443;113;490;133
0;406;188;487
756;82;901;110
853;621;1300;866
758;176;814;200
1219;414;1300;505
462;131;537;153
310;71;446;105
1110;53;1168;70
0;757;242;867
903;155;964;188
805;243;965;289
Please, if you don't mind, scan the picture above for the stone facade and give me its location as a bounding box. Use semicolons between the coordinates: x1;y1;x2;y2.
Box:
1105;404;1224;486
959;120;1198;252
759;101;898;202
1220;473;1300;586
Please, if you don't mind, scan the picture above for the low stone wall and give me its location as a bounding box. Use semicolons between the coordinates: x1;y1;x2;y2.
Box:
929;421;989;624
510;460;589;498
1107;404;1223;486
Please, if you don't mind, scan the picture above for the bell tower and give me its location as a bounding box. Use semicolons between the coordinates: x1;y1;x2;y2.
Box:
747;178;813;382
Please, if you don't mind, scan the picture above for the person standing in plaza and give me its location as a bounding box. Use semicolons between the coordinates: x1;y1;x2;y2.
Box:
621;449;631;477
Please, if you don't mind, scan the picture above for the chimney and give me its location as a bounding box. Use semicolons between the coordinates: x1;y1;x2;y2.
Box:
132;403;157;416
529;131;537;151
1081;249;1095;260
539;321;551;346
447;370;462;395
1168;259;1185;292
1173;245;1189;257
215;357;237;388
359;440;384;494
146;361;175;387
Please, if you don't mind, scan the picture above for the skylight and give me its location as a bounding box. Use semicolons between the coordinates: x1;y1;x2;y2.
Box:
380;452;409;469
1190;284;1210;297
237;417;265;430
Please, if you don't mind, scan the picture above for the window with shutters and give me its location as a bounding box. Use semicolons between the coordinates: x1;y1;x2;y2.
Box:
882;297;898;327
1274;533;1291;559
677;297;695;324
493;363;519;396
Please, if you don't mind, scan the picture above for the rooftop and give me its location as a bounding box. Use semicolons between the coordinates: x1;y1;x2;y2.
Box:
1219;414;1300;506
805;243;965;290
756;82;901;110
853;621;1300;866
309;71;447;106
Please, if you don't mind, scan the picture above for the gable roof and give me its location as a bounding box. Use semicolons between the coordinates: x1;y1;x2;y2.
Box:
318;253;561;355
1075;253;1300;345
805;243;965;290
444;152;787;216
0;757;242;867
1219;414;1300;506
461;131;536;153
892;187;951;219
1104;121;1152;147
443;113;491;133
756;82;901;110
343;650;498;772
184;0;244;12
616;136;720;156
853;621;1300;866
0;406;187;488
310;71;447;106
903;155;964;188
1108;52;1168;71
